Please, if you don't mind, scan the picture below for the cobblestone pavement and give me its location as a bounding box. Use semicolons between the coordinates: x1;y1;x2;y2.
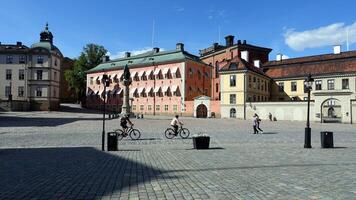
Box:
1;105;356;199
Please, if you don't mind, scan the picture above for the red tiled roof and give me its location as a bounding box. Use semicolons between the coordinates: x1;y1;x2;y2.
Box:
263;51;356;79
219;56;267;77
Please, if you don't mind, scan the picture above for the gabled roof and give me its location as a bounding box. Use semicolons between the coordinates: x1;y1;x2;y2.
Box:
219;56;266;77
263;51;356;79
87;49;207;73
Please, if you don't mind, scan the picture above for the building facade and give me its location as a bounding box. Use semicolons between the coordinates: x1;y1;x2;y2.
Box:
219;46;356;124
86;43;211;116
0;24;63;111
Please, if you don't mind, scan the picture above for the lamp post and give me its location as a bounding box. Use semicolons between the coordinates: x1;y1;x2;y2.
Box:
304;73;314;148
101;74;110;151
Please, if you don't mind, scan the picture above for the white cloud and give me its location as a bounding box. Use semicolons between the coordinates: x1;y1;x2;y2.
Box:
284;22;356;51
207;9;226;20
109;47;165;59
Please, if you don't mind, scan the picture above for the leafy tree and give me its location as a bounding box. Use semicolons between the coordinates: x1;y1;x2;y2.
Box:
64;44;107;105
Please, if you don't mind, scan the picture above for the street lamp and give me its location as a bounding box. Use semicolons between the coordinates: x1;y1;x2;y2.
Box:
304;73;314;148
101;74;110;151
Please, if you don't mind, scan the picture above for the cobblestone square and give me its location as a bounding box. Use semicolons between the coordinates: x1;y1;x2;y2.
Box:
1;106;356;199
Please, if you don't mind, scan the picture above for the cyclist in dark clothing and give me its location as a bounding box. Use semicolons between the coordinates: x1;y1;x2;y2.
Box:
120;114;133;135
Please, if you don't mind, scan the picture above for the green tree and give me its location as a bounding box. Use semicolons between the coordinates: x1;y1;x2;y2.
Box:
64;44;107;105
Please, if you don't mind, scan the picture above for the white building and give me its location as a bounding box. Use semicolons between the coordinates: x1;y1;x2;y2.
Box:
0;23;63;111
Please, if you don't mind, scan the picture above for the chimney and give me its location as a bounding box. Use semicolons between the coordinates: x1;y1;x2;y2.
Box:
242;40;247;44
125;52;131;58
254;60;261;68
102;55;110;63
225;35;234;47
276;54;283;61
213;43;219;50
241;51;249;62
176;43;184;51
237;40;241;45
153;47;160;53
16;41;22;46
333;45;341;54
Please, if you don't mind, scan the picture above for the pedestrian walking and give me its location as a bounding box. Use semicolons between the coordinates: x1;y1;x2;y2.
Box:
268;112;272;121
253;114;259;134
256;114;263;133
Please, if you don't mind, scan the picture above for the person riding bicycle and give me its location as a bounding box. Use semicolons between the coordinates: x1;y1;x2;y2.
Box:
120;114;133;136
170;115;183;135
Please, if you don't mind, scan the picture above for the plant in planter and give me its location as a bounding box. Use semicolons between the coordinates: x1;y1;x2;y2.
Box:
192;133;210;149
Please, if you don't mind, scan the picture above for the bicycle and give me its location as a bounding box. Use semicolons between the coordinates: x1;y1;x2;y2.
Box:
110;125;141;140
165;126;190;139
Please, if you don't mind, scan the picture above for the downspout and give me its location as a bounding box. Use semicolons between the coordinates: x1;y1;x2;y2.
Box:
244;71;247;120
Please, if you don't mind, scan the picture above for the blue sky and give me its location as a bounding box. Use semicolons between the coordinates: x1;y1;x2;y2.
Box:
1;0;355;60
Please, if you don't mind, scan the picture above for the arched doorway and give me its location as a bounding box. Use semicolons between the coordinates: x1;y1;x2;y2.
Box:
196;104;208;118
321;98;342;123
230;108;236;118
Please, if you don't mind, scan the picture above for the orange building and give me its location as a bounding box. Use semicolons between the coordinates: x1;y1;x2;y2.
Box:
86;43;211;116
199;35;272;101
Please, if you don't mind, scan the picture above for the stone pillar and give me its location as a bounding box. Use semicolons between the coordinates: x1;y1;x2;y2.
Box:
120;65;133;117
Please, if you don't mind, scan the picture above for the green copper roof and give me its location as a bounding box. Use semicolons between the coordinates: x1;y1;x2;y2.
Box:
31;42;59;51
87;49;206;73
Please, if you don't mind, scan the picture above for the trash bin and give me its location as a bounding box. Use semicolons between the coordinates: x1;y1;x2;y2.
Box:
107;132;118;151
193;136;210;149
320;131;333;148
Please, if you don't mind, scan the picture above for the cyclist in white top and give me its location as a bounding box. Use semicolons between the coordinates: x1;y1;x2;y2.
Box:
170;115;183;135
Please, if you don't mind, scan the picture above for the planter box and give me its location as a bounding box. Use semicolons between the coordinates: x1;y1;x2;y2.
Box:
193;136;210;149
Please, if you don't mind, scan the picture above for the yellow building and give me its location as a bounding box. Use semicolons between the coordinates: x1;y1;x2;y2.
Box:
219;56;270;119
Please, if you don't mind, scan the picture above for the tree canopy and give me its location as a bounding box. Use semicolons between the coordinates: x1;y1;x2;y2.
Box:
64;44;107;104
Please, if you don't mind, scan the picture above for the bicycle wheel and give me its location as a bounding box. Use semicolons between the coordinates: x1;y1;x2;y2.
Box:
165;128;175;139
129;129;141;140
180;128;190;139
116;129;124;140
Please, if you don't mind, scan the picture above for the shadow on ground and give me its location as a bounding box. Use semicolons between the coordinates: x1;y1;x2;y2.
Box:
0;116;104;127
0;147;176;199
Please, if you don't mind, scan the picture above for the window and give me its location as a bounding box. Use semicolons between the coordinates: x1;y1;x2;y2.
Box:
164;105;169;111
264;82;267;91
18;86;24;97
37;56;43;64
6;55;13;64
140;105;144;111
215;83;219;93
342;79;349;89
132;105;136;111
197;70;202;79
36;88;42;97
19;69;25;80
90;77;94;85
189;68;193;76
19;55;26;64
5;86;11;97
291;82;297;91
148;105;152;111
54;72;57;81
253;77;256;89
278;82;284;92
6;69;12;80
53;88;56;97
54;59;57;66
155;105;160;111
253;95;256;102
327;79;334;90
230;94;236;104
230;75;236;87
248;76;252;88
36;70;43;80
173;105;178;111
230;108;236;118
315;80;322;90
257;79;260;90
